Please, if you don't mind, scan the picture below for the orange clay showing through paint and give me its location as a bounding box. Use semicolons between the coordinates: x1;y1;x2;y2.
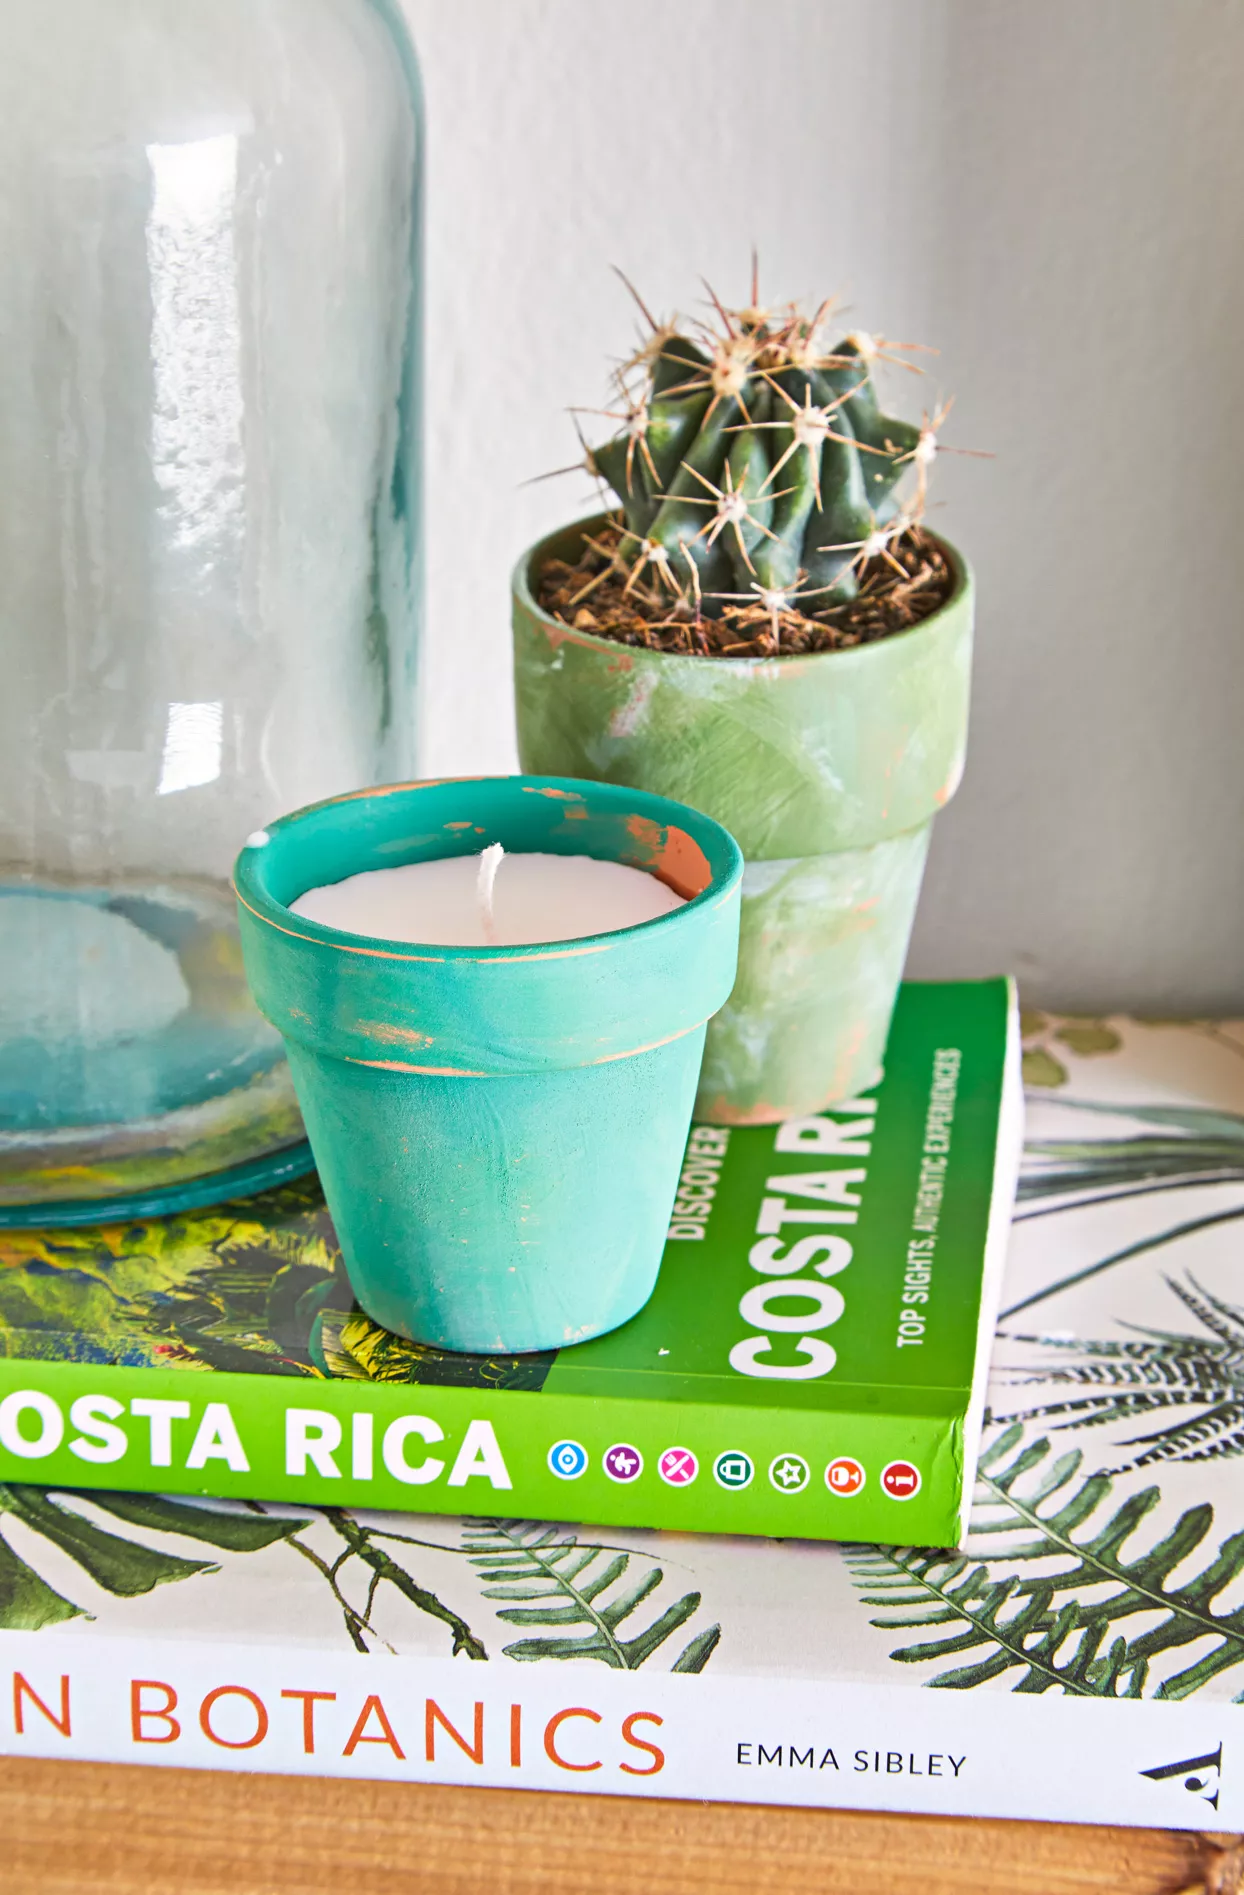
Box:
517;788;710;895
622;816;712;901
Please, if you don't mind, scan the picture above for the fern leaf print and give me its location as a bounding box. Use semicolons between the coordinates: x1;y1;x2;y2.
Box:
847;1426;1244;1698
461;1520;720;1670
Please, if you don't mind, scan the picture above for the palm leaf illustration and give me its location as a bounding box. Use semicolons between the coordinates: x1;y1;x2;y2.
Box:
1019;1100;1244;1217
0;1487;489;1658
0;1490;722;1670
1004;1099;1244;1321
846;1425;1244;1698
998;1275;1244;1471
461;1518;720;1671
0;1485;305;1630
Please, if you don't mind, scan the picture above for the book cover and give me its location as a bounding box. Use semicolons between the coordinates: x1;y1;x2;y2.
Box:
0;980;1019;1550
0;1012;1240;1829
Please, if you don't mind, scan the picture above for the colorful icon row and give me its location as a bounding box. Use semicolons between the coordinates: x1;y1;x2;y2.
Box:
546;1440;922;1499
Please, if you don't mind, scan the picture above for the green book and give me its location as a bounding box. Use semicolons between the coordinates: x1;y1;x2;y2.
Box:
0;979;1019;1548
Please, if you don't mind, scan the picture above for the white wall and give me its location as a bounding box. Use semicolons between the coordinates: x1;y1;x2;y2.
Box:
403;0;1244;1013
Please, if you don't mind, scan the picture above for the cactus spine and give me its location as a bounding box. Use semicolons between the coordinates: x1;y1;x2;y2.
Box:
584;279;940;621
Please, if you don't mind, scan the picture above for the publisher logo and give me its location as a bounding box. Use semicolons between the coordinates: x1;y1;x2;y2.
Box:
882;1460;922;1500
603;1443;643;1484
547;1439;588;1481
658;1446;698;1487
768;1453;810;1495
825;1456;865;1497
713;1449;754;1491
1140;1745;1222;1810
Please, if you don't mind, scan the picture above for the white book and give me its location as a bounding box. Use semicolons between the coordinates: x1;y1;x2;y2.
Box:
0;1012;1241;1831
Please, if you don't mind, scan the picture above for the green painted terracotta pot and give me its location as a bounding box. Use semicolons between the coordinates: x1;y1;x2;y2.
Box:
234;775;741;1353
512;519;973;1124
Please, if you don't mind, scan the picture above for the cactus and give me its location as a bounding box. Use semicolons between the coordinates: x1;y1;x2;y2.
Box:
577;273;947;627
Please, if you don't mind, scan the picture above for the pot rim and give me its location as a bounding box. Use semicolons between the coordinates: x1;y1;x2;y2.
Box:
512;514;973;673
233;772;743;969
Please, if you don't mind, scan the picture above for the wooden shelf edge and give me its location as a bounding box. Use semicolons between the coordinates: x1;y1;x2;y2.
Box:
0;1754;1237;1895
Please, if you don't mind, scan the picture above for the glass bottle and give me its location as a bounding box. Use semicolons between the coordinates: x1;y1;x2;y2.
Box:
0;0;422;1221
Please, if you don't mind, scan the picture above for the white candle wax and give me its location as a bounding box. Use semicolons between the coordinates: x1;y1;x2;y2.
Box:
290;847;685;948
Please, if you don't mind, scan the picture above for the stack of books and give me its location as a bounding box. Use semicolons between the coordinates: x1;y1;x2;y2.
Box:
0;987;1238;1831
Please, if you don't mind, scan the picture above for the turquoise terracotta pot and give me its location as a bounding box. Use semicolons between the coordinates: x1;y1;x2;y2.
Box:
513;518;973;1124
234;776;741;1353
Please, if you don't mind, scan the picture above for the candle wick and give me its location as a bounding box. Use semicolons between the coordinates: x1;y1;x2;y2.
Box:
477;842;504;944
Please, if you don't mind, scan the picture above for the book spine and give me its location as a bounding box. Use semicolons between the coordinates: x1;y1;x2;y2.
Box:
0;1631;1236;1830
0;1359;965;1546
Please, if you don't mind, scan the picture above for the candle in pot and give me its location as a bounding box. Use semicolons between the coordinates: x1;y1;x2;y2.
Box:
290;843;684;948
236;774;742;1354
